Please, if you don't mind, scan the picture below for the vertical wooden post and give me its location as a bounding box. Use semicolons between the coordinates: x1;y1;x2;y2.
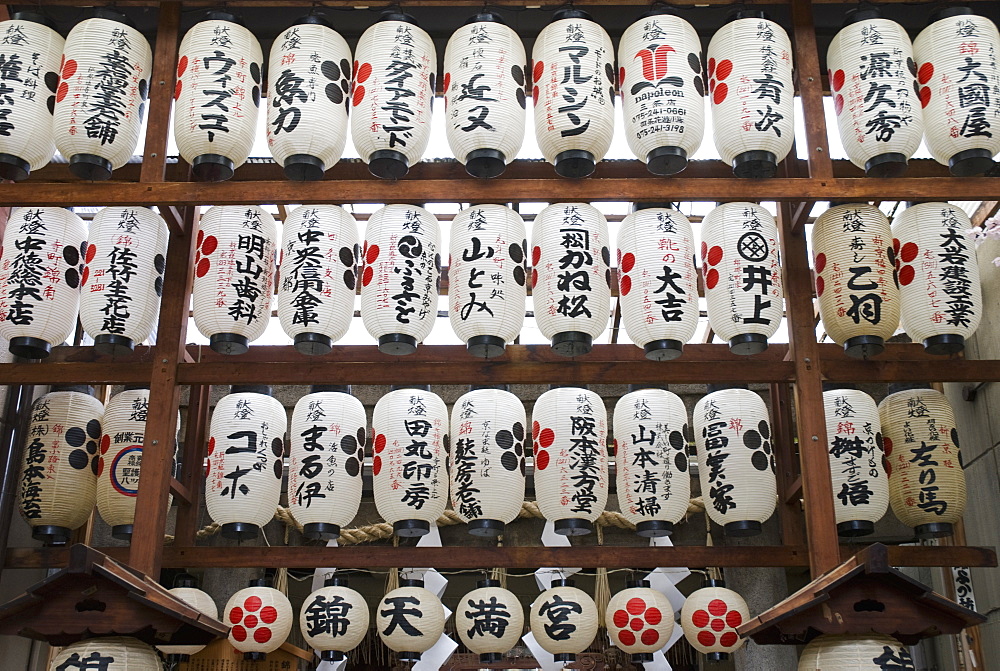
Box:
139;2;181;185
791;0;833;180
173;384;211;547
770;382;806;546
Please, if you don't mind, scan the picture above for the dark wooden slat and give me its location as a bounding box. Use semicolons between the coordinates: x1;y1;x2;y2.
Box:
168;477;190;506
971;200;999;227
791;0;833;180
138;2;180;186
771;382;806;546
173;385;209;547
26;0;999;7
0;363;153;385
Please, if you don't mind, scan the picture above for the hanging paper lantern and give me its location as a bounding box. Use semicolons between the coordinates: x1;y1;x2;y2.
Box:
614;387;691;537
456;579;525;663
827;8;924;177
879;388;966;539
617;206;699;360
277;205;360;355
158;576;219;662
372;387;449;537
891;202;982;354
300;576;370;662
702;202;784;355
50;636;162;669
812;204;900;359
360;204;440;355
225;578;294;660
532;8;616;178
532;203;611;356
351;12;436;179
191;205;277;355
205;385;286;541
79;207;169;356
174;12;263;181
449;204;527;358
289;385;366;540
798;634;914;670
532;386;609;536
680;580;749;661
52;9;151;180
377;579;446;661
18;386;102;546
606;580;675;663
0;13;63;181
529;578;599;662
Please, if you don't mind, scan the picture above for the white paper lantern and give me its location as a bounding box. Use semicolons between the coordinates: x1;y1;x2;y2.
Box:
798;634;914;670
289;385;366;540
607;581;675;662
680;580;749;660
702;203;784;355
532;386;609;535
267;16;351;180
619;11;704;175
450;387;527;535
827;9;923;177
813;204;900;358
456;580;525;663
0;207;87;359
191;205;277;355
278;205;360;355
174;12;263;181
529;579;598;662
891;202;982;354
225;579;294;660
532;8;616;178
158;577;219;661
694;387;776;536
617;206;698;359
372;387;449;536
79;207;168;355
205;386;286;540
18;387;102;545
377;580;446;661
50;636;162;670
360;204;440;355
351;12;436;179
0;13;63;181
300;577;370;662
449;204;527;357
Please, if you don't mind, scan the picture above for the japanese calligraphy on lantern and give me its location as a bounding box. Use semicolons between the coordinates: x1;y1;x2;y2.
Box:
377;584;446;656
951;566;976;611
529;582;598;658
52;637;162;670
300;581;369;655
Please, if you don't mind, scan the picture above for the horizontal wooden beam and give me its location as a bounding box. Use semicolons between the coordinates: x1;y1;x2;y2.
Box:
26;0;998;7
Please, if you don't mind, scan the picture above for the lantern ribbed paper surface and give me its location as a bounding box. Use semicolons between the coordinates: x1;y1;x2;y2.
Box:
443;14;526;178
351;13;436;180
822;389;888;537
192;205;277;355
532;203;611;356
532;9;616;178
205;388;286;540
532;387;609;536
827;12;923;177
879;388;966;539
680;583;748;657
607;584;675;660
225;583;294;657
891;203;981;354
300;579;369;660
158;585;219;659
529;581;599;661
614;389;691;537
619;12;704;175
53;12;151;181
0;207;87;359
813;204;900;358
702;203;783;355
450;388;527;535
694;388;776;536
267;17;351;180
798;634;914;670
449;205;527;357
372;388;448;536
456;581;524;663
278;205;360;355
50;636;162;669
360;205;440;355
377;583;446;659
79;207;168;355
174;14;263;182
18;388;102;545
618;207;698;360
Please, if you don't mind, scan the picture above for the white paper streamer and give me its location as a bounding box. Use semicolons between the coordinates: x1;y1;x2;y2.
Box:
534;520;580;591
521;631;565;671
310;538;339;593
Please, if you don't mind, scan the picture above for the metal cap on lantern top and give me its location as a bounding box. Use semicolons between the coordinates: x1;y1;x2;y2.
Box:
300;576;369;661
607;583;675;663
158;577;220;662
225;579;294;660
797;633;914;670
680;582;749;661
455;581;525;663
377;583;446;662
529;579;599;662
51;636;164;669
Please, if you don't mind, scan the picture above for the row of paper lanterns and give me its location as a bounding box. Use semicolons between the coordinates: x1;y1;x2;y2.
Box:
0;7;996;183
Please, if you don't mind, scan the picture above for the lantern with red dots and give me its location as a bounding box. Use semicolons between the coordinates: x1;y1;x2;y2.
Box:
225;578;294;660
455;579;525;663
680;580;749;661
377;579;447;661
158;575;219;662
797;634;914;670
607;580;675;663
51;636;163;669
530;578;599;662
300;576;370;661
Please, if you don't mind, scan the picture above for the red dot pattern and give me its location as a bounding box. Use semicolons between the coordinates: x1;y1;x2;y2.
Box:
229;593;280;651
702;243;724;290
686;596;744;652
898;241;919;287
708;58;733;104
610;596;670;653
829;68;846;116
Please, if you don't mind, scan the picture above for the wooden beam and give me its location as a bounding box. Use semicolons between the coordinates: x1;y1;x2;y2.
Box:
971;200;999;227
27;0;999;6
770;383;806;546
173;385;210;547
168;477;190;506
138;2;180;186
791;0;833;180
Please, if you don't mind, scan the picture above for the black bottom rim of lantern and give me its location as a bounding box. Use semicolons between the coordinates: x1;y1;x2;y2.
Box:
724;520;762;537
555;518;593;536
915;522;953;539
837;519;874;537
864;152;908;178
192;153;235;182
644;339;683;361
467;335;506;359
467;518;504;537
284;153;326;181
210;333;250;355
69;153;113;181
554;653;576;662
368;149;409;180
303;522;341;540
706;652;729;662
632;653;655;663
321;650;346;661
295;332;333;356
844;335;884;359
924;334;965;356
0;153;30;181
635;520;674;538
729;333;768;356
94;333;135;357
554;149;596;178
646;146;688;176
465;149;507;179
111;524;133;541
9;336;51;359
166;654;190;663
551;331;593;357
32;525;71;546
220;522;259;541
378;333;418;356
949;148;994;177
244;652;267;661
394;519;430;537
399;651;422;662
479;652;504;663
732;150;776;179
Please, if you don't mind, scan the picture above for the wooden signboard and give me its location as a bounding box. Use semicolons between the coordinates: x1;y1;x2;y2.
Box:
179;639;312;671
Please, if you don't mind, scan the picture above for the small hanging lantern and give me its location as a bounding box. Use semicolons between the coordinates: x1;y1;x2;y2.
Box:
205;385;286;541
532;8;616;178
158;575;219;663
351;11;436;179
827;8;924;177
702;203;784;355
18;386;102;546
798;634;914;670
450;386;527;536
812;204;900;359
449;204;527;358
891;202;982;354
444;13;527;178
277;204;360;355
456;579;525;663
617;206;699;360
532;386;609;536
191;205;277;355
680;579;749;661
289;385;366;540
50;636;163;669
300;576;370;662
615;387;691;537
79;207;169;356
532;203;611;356
377;578;447;662
879;387;966;539
529;578;599;663
607;580;675;663
225;578;294;660
360;204;440;355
